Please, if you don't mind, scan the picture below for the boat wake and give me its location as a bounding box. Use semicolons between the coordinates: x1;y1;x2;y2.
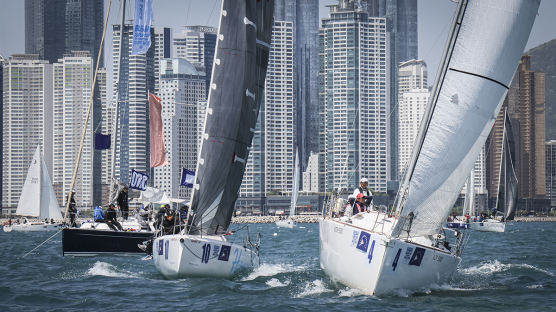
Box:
296;279;333;297
265;278;291;288
460;260;554;277
241;263;307;281
87;261;138;278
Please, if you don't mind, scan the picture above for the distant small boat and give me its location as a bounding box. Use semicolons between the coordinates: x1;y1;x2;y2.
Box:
276;149;300;229
3;146;63;232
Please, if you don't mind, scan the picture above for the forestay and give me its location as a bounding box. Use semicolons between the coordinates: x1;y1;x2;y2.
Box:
189;0;273;235
393;0;539;237
289;148;300;217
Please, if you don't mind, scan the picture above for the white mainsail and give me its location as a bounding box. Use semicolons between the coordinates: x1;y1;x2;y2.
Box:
394;0;539;237
17;146;63;220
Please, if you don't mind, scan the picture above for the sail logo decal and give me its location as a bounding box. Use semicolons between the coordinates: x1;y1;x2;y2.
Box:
158;240;164;255
218;245;231;261
392;248;402;271
356;231;371;253
408;247;426;266
164;240;169;260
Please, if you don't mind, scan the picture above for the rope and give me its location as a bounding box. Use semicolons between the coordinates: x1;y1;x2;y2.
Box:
21;228;63;258
64;0;113;222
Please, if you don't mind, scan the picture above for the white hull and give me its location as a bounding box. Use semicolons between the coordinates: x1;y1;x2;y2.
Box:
3;222;62;232
275;218;295;229
153;234;259;279
469;220;505;232
319;214;461;296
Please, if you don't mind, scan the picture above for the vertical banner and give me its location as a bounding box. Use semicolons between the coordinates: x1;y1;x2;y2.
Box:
131;0;154;55
181;168;195;188
149;92;168;167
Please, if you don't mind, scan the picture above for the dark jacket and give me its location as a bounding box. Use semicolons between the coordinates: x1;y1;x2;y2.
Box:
117;190;129;208
106;207;118;222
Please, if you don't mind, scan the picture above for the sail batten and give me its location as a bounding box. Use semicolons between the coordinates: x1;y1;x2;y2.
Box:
189;1;273;235
393;0;539;237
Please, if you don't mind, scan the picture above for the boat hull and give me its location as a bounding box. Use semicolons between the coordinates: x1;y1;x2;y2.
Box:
62;228;153;256
3;222;62;232
445;222;468;229
469;220;505;232
275;219;295;228
319;218;461;296
153;234;259;279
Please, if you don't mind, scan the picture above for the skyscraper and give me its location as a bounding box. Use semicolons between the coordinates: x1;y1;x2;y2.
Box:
507;55;546;200
112;25;171;184
368;0;418;184
25;0;104;66
2;55;53;214
546;141;556;207
52;51;98;207
156;59;206;200
319;0;389;193
0;57;3;213
173;26;216;95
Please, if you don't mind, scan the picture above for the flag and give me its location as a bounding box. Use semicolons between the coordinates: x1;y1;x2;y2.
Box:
149;92;167;167
131;0;154;55
94;133;111;150
130;169;149;191
181;168;195;188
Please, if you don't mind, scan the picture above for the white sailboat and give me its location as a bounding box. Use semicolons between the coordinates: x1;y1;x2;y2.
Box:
319;0;538;296
276;149;300;228
152;0;273;278
3;146;63;232
469;110;518;232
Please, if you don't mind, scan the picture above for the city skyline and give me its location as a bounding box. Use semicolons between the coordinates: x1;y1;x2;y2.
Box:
2;0;556;84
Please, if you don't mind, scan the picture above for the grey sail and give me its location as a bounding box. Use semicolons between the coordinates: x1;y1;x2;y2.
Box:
498;112;518;220
189;0;273;235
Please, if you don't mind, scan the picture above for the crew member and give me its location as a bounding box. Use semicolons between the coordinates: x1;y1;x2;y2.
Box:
353;178;373;207
106;203;123;231
117;187;129;220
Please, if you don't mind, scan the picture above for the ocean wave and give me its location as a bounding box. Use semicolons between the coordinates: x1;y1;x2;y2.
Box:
265;278;291;288
242;263;307;281
296;279;333;297
338;287;363;297
87;261;137;278
460;260;554;277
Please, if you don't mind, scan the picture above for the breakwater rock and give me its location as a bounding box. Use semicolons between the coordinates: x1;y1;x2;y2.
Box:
231;215;320;224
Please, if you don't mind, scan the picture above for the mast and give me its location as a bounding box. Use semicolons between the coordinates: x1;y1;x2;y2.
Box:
110;0;126;184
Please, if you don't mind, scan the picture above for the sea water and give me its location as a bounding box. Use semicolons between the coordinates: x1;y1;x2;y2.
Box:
0;222;554;311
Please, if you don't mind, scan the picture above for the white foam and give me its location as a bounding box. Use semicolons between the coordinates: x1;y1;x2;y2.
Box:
266;278;290;288
87;261;135;278
242;263;306;281
461;260;554;277
338;287;363;297
296;279;333;298
526;284;544;289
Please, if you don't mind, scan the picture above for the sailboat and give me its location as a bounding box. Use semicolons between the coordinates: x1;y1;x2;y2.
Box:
3;146;63;232
446;171;474;230
319;0;538;296
276;149;300;228
469;110;518;232
152;0;273;278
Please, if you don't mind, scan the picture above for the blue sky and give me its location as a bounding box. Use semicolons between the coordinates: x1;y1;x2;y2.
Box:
0;0;554;83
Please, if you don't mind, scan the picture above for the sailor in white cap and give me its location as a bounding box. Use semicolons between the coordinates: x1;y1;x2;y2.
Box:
353;177;373;207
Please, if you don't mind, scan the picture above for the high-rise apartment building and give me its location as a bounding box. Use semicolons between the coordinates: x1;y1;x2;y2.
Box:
0;57;3;212
2;55;53;214
368;0;418;184
52;51;98;207
302;152;319;193
25;0;104;66
546;141;556;207
173;26;216;95
507;55;546;200
397;89;428;179
263;20;296;195
319;1;389;193
155;59;206;200
112;25;171;184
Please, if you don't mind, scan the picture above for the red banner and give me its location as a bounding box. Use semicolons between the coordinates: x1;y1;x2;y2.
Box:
149;92;168;167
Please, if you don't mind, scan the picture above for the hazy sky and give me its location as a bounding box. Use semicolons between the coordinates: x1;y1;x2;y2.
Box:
1;0;555;84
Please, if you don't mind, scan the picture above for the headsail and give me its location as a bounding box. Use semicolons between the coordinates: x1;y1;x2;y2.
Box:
498;112;518;220
393;0;539;237
189;0;273;235
17;147;43;217
40;155;63;220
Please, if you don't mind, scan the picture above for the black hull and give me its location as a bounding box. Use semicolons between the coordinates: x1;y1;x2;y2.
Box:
62;228;153;256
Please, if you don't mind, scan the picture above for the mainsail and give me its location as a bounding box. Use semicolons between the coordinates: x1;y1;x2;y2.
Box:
497;111;518;220
393;0;539;237
189;0;273;235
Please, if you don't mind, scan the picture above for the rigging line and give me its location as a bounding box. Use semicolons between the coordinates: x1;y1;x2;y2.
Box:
64;0;113;222
448;68;509;90
21;228;63;258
